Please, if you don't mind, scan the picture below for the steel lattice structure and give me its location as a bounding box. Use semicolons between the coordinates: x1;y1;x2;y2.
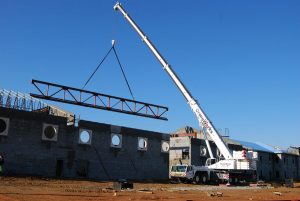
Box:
0;88;75;125
0;89;47;111
30;79;168;120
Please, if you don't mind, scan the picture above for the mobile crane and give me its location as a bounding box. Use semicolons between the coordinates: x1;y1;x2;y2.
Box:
114;2;257;184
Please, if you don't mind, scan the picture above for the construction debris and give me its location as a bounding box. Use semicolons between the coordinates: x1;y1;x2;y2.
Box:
207;191;223;197
113;179;133;191
216;192;223;197
285;179;294;188
273;191;282;196
137;188;154;194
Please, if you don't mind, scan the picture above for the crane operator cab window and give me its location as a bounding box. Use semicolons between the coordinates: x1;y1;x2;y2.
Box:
186;166;193;172
171;165;187;173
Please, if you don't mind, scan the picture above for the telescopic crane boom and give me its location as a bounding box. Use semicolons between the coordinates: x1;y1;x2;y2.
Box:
114;2;233;160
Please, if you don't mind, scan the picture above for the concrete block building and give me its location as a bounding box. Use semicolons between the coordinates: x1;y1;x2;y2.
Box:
170;126;300;181
0;100;299;182
239;141;300;181
0;107;170;180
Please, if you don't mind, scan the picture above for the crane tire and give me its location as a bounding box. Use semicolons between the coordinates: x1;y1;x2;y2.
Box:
194;173;201;184
201;173;208;184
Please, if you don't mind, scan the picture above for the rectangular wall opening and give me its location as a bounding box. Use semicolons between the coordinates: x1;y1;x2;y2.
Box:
56;159;63;177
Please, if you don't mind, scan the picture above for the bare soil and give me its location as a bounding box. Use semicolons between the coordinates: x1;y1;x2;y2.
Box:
0;177;299;201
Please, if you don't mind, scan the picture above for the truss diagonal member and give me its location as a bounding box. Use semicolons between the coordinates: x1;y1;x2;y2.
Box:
82;94;94;103
50;88;64;98
123;100;134;113
97;95;107;107
32;82;46;96
6;91;12;108
158;109;168;118
147;105;156;116
111;100;121;109
30;79;168;120
66;89;78;102
135;104;146;113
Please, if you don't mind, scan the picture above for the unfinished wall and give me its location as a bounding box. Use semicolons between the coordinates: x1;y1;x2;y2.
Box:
0;107;169;180
277;154;299;181
169;137;191;169
256;152;275;181
255;152;300;181
190;138;208;166
170;137;244;167
190;138;233;166
170;136;300;181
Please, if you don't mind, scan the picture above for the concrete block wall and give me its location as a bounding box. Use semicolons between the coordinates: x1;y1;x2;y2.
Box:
256;152;274;181
0;107;69;177
276;154;299;181
76;120;169;180
0;107;169;180
190;138;244;166
169;137;191;169
1;107;299;182
171;136;300;182
171;137;244;167
240;152;300;181
190;138;217;166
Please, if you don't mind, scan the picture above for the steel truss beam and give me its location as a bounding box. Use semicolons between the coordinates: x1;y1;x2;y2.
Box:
30;79;168;120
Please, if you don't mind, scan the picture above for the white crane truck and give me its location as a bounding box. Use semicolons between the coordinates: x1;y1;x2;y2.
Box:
114;2;258;184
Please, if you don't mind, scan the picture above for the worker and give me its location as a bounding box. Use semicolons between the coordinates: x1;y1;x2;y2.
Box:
0;154;4;175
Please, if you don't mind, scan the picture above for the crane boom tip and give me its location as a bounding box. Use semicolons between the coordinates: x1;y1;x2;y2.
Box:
114;2;120;10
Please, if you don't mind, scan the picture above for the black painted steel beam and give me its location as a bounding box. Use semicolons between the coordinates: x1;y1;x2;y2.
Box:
30;79;168;120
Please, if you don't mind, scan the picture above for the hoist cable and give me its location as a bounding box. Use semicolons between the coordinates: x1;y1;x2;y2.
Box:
82;46;114;89
82;43;135;100
112;47;135;100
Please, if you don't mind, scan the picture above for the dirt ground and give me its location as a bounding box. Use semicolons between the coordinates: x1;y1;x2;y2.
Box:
0;177;299;201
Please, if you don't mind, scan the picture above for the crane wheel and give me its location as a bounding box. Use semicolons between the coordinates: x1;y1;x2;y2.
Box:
194;173;201;184
194;172;208;184
201;174;208;184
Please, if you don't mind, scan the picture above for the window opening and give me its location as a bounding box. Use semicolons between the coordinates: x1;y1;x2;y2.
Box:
138;137;147;150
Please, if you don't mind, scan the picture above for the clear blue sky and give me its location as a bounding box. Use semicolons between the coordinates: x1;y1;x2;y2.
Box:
1;0;299;147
